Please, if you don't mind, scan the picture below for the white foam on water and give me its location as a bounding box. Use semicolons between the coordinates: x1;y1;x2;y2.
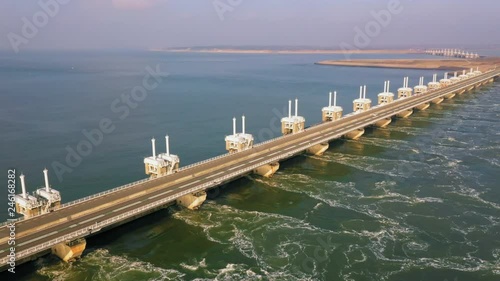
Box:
180;258;207;272
319;153;437;178
447;184;500;210
471;154;500;168
36;248;185;281
386;126;427;136
173;202;338;280
353;137;414;151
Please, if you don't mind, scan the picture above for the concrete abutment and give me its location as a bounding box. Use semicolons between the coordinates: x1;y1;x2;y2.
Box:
51;238;86;262
306;143;329;156
254;162;280;178
176;191;207;210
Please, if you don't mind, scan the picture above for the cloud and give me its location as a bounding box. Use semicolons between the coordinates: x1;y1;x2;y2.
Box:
112;0;164;10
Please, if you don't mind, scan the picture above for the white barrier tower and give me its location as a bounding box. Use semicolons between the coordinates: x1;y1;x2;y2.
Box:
225;115;254;153
440;72;452;87
428;74;441;90
473;67;482;76
353;85;371;112
322;91;343;122
345;86;370;138
397;77;413;99
414;77;428;94
458;69;468;80
394;77;414;117
144;135;180;177
450;72;460;84
378;81;394;104
35;169;62;213
281;99;305;135
15;174;43;218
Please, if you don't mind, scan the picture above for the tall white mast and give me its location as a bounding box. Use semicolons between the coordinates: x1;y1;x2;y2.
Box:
151;138;156;158
20;174;27;199
43;168;50;192
165;135;170;156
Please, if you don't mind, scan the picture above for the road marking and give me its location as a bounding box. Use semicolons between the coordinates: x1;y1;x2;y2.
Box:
113;201;142;212
177;180;200;189
284;146;295;151
78;214;105;226
18;231;59;247
249;156;265;163
229;163;246;170
207;171;225;178
148;189;175;199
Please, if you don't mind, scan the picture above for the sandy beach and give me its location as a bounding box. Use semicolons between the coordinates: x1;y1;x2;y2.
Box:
315;58;500;71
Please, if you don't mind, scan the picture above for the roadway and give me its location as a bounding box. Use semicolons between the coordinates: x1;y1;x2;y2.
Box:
1;69;498;267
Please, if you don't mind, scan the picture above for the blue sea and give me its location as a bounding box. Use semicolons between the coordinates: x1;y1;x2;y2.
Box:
0;50;499;280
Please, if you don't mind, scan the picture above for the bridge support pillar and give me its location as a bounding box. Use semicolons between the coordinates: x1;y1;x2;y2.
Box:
306;143;329;156
254;162;279;178
444;92;456;99
431;97;444;104
396;109;413;118
344;128;365;140
51;237;86;262
176;191;207;210
373;117;392;128
415;102;430;111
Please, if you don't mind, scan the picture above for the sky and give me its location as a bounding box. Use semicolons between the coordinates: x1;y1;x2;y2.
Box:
0;0;498;52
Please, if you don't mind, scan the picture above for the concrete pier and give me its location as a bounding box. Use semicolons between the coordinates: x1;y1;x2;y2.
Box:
176;191;207;210
431;97;444;104
444;91;456;99
254;162;280;177
374;117;392;128
396;109;413;118
344;128;365;140
306;143;329;156
415;103;430;110
51;238;86;262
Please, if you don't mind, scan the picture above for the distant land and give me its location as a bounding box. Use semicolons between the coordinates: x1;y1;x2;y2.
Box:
151;47;419;55
150;46;500;71
151;45;500;55
315;58;500;71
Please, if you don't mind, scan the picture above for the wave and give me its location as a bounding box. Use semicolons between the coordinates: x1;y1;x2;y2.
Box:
173;202;337;280
36;248;185;281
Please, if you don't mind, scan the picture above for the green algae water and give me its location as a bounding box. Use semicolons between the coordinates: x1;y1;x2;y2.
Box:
0;51;499;280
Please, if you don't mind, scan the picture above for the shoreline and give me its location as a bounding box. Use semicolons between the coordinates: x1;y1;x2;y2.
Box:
150;48;420;55
315;58;500;71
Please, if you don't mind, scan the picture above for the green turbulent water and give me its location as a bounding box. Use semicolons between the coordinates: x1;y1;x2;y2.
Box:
0;51;499;281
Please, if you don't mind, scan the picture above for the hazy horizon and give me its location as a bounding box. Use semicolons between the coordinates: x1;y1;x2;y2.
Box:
1;0;499;53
